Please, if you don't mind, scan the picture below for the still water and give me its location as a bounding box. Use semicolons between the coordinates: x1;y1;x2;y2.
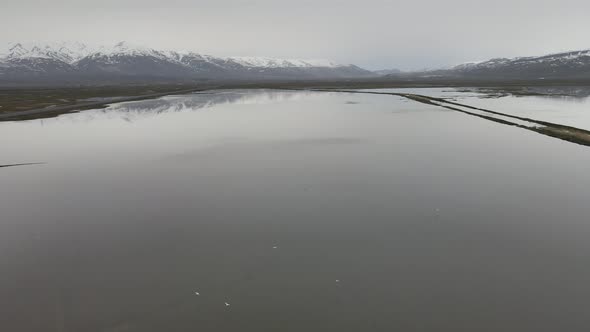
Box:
1;89;590;331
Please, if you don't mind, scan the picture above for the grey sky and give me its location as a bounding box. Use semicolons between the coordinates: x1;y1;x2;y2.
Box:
3;0;589;70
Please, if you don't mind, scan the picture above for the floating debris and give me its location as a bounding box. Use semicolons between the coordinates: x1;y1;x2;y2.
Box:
194;291;200;296
224;302;230;307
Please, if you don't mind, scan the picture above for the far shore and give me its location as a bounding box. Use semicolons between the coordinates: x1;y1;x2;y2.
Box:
2;78;590;121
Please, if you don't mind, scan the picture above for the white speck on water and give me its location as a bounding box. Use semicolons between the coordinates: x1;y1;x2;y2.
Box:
194;291;200;296
272;246;278;249
335;279;340;283
225;302;230;307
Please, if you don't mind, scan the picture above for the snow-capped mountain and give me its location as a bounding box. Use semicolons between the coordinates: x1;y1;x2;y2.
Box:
0;41;97;63
456;50;590;70
452;50;590;78
227;57;340;68
0;41;374;85
382;49;590;80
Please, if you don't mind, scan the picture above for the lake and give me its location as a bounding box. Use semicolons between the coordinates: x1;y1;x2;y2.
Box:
2;89;590;331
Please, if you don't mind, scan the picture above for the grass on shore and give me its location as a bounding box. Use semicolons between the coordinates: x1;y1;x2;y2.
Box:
0;84;207;115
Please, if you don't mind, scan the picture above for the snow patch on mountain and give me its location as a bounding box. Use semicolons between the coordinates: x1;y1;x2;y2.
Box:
88;41;168;60
226;56;341;68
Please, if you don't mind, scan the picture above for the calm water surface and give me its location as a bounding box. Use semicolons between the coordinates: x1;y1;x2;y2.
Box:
2;89;590;331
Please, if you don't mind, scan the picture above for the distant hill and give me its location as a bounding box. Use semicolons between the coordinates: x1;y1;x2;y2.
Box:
383;50;590;81
0;42;376;85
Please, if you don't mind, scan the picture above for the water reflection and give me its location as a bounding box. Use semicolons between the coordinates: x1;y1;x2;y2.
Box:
54;90;323;123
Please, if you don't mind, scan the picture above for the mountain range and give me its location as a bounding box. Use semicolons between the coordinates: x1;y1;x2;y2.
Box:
3;42;590;86
0;41;375;85
385;49;590;81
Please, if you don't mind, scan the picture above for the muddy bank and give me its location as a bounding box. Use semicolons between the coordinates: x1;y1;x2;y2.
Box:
0;86;216;121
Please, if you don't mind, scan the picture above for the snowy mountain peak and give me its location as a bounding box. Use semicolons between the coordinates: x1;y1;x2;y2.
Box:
1;41;97;63
88;41;165;60
226;56;341;68
5;43;28;59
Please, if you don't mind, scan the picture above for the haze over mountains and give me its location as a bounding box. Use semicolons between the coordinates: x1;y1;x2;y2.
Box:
2;42;590;86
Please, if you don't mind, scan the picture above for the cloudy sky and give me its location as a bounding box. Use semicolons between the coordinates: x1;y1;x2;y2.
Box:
3;0;589;70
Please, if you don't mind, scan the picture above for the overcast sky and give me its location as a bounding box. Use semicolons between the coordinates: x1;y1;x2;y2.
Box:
3;0;589;70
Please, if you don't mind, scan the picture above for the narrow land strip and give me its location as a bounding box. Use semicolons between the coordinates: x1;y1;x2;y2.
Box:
0;163;46;168
308;89;590;147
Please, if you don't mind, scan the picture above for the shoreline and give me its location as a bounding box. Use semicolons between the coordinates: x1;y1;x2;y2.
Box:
0;86;217;121
2;79;590;121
